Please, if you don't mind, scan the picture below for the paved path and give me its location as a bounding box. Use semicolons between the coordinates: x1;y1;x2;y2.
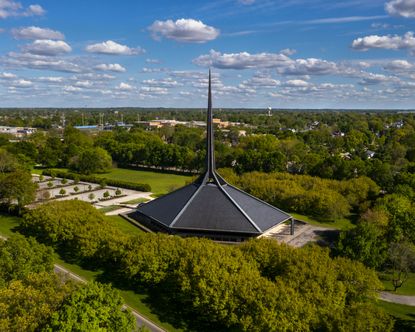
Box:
379;291;415;306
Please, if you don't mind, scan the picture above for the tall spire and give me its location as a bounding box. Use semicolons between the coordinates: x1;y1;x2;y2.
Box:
206;69;215;178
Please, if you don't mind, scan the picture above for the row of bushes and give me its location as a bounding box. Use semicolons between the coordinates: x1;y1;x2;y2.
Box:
20;200;394;332
41;169;152;192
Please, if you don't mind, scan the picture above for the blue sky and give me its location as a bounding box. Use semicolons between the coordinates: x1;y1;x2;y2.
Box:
1;0;415;108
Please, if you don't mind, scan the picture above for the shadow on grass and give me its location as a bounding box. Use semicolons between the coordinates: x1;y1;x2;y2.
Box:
394;317;415;332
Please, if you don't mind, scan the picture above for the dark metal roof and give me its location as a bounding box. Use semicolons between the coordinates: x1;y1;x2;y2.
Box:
135;70;291;237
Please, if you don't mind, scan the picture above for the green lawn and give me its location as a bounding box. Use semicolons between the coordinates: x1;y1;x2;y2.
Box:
291;212;354;231
0;214;21;237
379;272;415;296
98;205;124;213
95;168;190;195
104;215;144;236
376;300;415;331
37;167;191;195
120;197;150;204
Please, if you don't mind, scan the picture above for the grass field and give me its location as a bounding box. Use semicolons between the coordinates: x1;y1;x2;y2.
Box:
121;197;150;204
35;167;191;195
104;215;144;236
376;300;415;331
0;213;21;237
379;272;415;296
94;168;191;195
291;212;354;231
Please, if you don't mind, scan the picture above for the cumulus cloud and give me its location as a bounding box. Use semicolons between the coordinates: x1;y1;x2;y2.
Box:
12;26;64;40
149;18;219;43
284;79;310;87
94;63;126;72
142;78;179;88
140;86;169;95
10;79;32;88
23;40;72;56
117;82;133;90
358;73;392;85
351;32;415;52
386;0;415;18
277;58;338;75
0;72;17;79
0;1;45;19
86;40;144;55
193;50;291;69
3;52;83;73
383;59;413;70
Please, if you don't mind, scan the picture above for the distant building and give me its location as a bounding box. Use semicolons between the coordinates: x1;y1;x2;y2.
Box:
0;126;36;138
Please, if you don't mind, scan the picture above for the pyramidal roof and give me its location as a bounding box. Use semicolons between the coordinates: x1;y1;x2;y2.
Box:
134;70;291;237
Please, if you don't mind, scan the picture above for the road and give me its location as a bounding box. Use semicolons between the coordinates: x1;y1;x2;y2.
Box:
0;234;166;332
379;291;415;306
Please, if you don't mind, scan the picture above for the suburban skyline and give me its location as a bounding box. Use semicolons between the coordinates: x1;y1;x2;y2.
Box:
1;0;415;109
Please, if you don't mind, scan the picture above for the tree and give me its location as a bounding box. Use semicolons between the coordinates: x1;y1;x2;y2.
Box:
0;272;74;332
69;147;112;175
88;193;95;201
115;188;122;196
0;169;37;210
46;282;135;331
42;191;51;200
0;235;54;286
73;186;79;193
103;191;110;198
387;241;415;291
61;178;68;184
59;188;66;196
47;181;53;188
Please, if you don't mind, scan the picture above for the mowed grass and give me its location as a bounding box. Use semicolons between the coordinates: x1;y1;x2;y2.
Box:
0;214;21;237
379;272;415;296
291;212;354;231
376;300;415;331
94;168;191;195
104;215;143;236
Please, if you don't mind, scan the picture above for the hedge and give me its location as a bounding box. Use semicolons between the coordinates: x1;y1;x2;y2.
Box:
41;170;152;192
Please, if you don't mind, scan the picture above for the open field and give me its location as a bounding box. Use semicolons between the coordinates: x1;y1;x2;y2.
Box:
291;213;354;231
0;214;20;237
376;301;415;331
380;272;415;296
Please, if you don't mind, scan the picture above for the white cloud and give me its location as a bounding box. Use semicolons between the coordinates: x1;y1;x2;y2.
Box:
142;78;179;88
351;32;415;51
0;72;16;79
140;67;169;73
140;86;169;95
146;58;160;64
193;50;291;69
26;4;45;16
11;79;32;88
277;58;338;75
37;76;64;83
94;63;126;72
383;59;413;71
0;1;45;19
284;79;310;87
86;40;144;55
358;73;391;85
280;48;296;56
4;52;83;73
23;40;72;56
12;26;64;40
117;82;133;90
386;0;415;18
149;18;219;43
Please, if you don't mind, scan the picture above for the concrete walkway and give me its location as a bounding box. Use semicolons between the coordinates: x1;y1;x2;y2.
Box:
379;291;415;306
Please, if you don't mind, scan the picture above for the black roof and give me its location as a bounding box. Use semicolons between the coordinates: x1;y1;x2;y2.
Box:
136;70;291;236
